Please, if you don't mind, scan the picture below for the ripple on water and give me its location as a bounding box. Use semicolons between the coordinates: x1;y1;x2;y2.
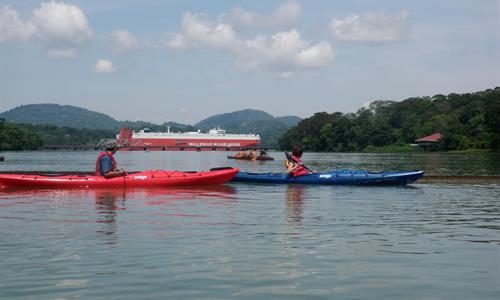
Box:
1;152;500;299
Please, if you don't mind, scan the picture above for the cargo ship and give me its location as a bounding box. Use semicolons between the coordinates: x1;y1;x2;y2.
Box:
116;127;261;151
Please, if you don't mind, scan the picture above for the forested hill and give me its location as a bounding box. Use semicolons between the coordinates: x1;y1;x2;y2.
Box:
195;109;302;147
0;105;300;149
279;87;500;152
0;103;193;132
0;104;121;129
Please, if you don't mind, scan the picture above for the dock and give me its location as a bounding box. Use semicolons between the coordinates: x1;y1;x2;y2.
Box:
42;145;98;150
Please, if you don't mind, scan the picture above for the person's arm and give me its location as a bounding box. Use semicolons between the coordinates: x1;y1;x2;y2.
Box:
286;162;299;174
104;169;126;178
100;156;125;178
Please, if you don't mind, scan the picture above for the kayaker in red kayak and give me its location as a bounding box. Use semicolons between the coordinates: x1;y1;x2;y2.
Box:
96;141;126;178
285;146;312;177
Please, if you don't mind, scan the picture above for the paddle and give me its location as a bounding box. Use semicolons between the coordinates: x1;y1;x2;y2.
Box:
285;152;314;173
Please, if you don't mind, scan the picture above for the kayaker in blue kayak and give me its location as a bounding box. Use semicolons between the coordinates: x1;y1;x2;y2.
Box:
96;141;126;178
285;146;313;177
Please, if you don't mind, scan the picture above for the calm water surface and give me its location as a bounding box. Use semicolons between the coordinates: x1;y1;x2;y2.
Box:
0;151;499;299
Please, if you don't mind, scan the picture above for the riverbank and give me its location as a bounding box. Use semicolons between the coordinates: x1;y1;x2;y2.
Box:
361;145;498;154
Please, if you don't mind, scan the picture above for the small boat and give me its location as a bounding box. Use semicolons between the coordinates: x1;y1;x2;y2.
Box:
0;168;239;189
232;170;424;185
227;155;274;161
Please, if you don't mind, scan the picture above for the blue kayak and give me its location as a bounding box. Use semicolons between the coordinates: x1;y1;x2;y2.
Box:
233;170;424;185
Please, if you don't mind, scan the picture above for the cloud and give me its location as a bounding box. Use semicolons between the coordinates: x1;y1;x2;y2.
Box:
94;59;116;73
0;1;93;46
167;12;238;50
110;30;138;53
168;12;334;76
241;30;335;71
226;1;301;30
0;5;36;42
331;10;409;43
46;48;77;59
32;1;93;44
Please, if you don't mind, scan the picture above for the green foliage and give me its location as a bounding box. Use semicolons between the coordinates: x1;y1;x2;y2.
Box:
0;104;300;148
0;119;43;150
22;124;116;146
0;103;195;132
0;104;121;129
279;87;500;152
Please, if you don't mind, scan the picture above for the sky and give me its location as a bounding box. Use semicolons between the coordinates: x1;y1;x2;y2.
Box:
0;0;499;124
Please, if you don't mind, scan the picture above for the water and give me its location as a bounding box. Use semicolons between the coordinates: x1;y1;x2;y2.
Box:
0;151;499;299
1;151;499;175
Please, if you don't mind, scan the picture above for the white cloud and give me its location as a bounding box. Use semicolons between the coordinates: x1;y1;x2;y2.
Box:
331;10;409;43
110;30;138;53
226;1;300;30
242;30;334;71
46;48;77;59
32;1;93;44
1;1;93;46
297;42;335;68
166;33;185;49
169;12;239;50
0;5;36;42
94;59;116;73
168;12;334;76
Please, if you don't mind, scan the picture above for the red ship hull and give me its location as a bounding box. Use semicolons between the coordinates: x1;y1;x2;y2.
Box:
120;138;260;151
116;128;260;151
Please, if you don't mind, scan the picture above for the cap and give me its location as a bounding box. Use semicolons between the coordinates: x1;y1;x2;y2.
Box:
105;141;118;151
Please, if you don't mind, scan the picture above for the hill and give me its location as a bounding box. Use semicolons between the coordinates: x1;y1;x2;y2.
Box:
0;104;121;129
0;103;195;132
279;87;500;151
276;116;302;127
0;104;300;148
195;109;302;147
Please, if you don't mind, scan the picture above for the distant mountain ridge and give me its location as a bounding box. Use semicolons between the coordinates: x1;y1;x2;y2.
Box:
195;109;302;147
0;103;194;131
0;104;121;130
0;104;301;147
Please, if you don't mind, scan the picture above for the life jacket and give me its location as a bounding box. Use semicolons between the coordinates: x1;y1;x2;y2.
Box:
287;154;309;177
95;151;116;176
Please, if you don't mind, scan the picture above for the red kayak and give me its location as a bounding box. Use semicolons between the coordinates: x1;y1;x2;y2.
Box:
0;168;239;189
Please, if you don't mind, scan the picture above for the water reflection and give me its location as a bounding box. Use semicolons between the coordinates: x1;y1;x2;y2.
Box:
95;190;126;243
95;190;125;224
0;185;237;243
0;185;236;204
285;185;305;226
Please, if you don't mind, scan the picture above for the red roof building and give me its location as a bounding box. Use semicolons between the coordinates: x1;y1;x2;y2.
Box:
415;133;443;143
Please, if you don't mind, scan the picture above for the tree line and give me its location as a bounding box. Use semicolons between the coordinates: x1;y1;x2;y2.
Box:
0;121;203;151
1;88;499;152
279;88;500;152
0;119;115;150
0;119;43;150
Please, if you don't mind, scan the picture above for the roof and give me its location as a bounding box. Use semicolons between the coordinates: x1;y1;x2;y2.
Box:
415;133;443;143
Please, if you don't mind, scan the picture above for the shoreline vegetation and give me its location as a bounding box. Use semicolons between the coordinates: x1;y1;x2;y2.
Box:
279;87;499;153
1;87;499;152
